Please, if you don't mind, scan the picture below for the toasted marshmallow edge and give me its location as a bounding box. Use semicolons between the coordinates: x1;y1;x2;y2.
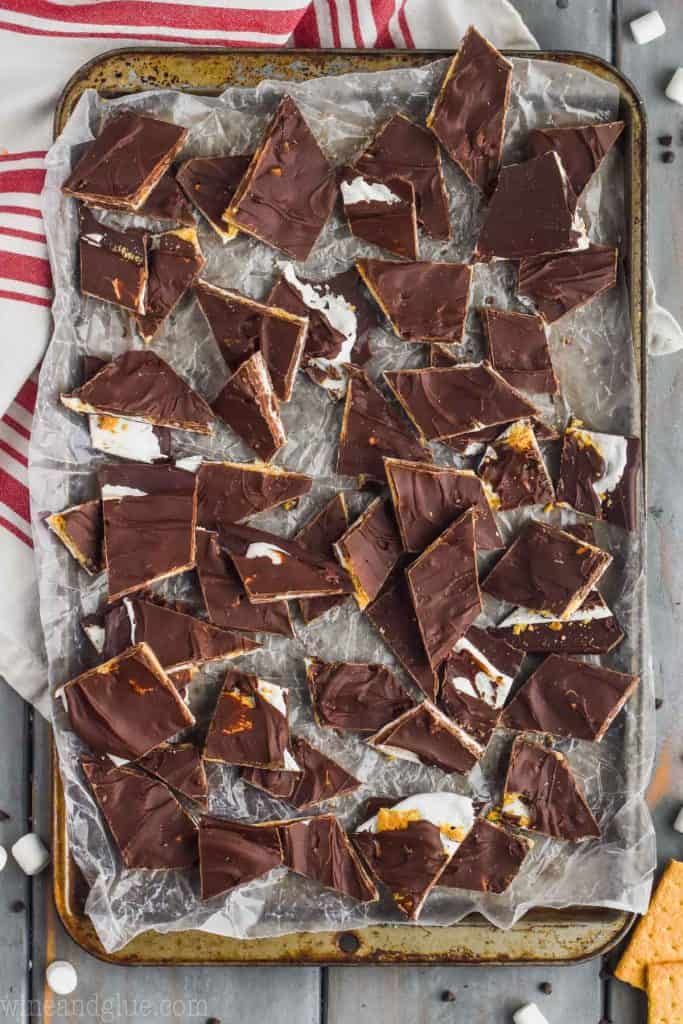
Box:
11;832;51;876
499;603;612;628
244;542;288;565
46;961;78;996
89;414;164;464
279;262;357;374
502;793;533;828
513;1003;549;1024
341;175;401;206
100;484;148;500
358;792;475;855
255;679;288;718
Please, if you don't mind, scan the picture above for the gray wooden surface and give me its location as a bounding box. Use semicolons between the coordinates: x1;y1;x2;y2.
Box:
2;1;682;1021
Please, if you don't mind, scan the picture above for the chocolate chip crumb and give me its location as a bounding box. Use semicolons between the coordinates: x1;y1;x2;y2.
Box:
659;134;673;147
539;982;553;995
655;698;664;709
441;990;456;1002
10;900;25;913
662;152;676;164
0;809;10;822
599;962;612;980
206;1018;221;1024
557;0;569;7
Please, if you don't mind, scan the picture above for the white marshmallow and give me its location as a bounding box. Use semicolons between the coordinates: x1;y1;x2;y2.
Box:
673;805;683;833
630;11;666;45
46;961;78;996
0;845;6;872
665;68;683;106
513;1004;549;1024
11;833;50;876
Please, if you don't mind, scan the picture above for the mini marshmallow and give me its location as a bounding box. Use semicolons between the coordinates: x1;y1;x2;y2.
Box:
630;10;666;45
513;1005;549;1024
11;832;50;876
46;961;78;996
673;805;683;833
665;68;683;106
0;845;6;872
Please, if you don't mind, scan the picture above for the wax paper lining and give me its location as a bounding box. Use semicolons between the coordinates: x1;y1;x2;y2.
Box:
30;56;655;953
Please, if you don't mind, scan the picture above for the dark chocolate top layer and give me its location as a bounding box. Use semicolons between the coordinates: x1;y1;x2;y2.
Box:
335;498;403;608
371;702;479;775
439;817;531;893
79;206;148;313
280;815;377;902
226;95;337;261
98;461;196;496
477;421;555;512
137;170;195;225
204;670;290;769
356;113;450;239
199;815;283;899
490;591;625;655
528;122;624;206
481;307;558;394
366;572;438;700
135;742;208;808
518;244;618;324
296;494;349;624
211;351;286;461
438;683;499;748
197;460;311;530
287;735;361;810
306;657;414;733
352;819;447;919
82;756;198;870
240;762;299;802
342;171;418;260
48;498;103;574
136;229;204;342
357;259;472;343
557;425;641;532
176;155;251;236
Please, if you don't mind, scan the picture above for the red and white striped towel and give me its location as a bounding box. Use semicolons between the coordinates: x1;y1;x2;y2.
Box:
0;0;540;712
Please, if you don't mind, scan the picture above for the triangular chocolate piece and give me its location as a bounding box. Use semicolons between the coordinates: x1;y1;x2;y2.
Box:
341;170;418;259
176;155;251;241
477;420;555;511
305;656;414;733
287;735;361;810
334;497;403;610
440;625;524;710
61;350;214;434
136;227;205;343
197;460;311;530
556;420;641;532
137;169;196;226
296;494;350;624
204;670;292;769
135;742;208;808
280;814;378;902
369;699;483;774
481;307;558;394
528;121;624;206
366;573;438;700
211;351;286;461
439;817;532;893
199;815;283;899
46;498;102;575
518;244;618;324
241;763;300;802
491;590;624;655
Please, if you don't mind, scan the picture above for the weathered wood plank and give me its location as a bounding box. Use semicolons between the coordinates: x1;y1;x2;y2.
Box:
514;0;613;58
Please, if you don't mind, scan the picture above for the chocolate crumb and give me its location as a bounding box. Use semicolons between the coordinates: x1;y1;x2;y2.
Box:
659;134;673;147
557;0;569;7
206;1018;221;1024
10;900;25;913
655;697;664;709
0;809;10;822
599;962;612;980
441;990;456;1002
539;982;553;995
662;151;676;164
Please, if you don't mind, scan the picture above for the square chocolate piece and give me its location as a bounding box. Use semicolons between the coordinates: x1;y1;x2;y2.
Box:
481;307;558;394
136;227;205;343
334;497;403;610
211;351;286;461
176;155;251;242
341;170;418;260
197;460;311;530
518;244;618;324
556;420;641;531
477;420;555;512
295;494;349;624
305;656;414;733
46;498;102;575
199;816;283;899
79;207;148;314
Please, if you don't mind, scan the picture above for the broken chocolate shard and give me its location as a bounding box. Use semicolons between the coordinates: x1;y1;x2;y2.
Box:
46;498;103;575
440;625;524;710
341;170;418;259
218;522;351;604
240;762;299;802
491;590;625;655
197;460;312;530
384;362;538;442
199;815;283;899
204;670;291;770
501;654;639;741
426;26;513;195
134;742;208;808
368;700;483;775
63;112;188;210
337;366;430;483
439;817;532;893
356;258;472;344
518;244;618;324
195;528;293;638
528;122;624;207
63;642;195;762
98;460;196;496
556;420;641;532
136;169;195;226
483;519;612;619
280;814;378;903
211;351;286;462
502;736;601;841
224;95;337;261
286;735;361;810
356;112;450;239
296;493;349;624
481;307;558;394
334;497;403;610
61;349;215;434
406;509;482;669
437;685;500;754
82;755;198;870
366;573;438;701
305;656;414;733
136;227;205;343
78;206;148;314
176;155;251;241
384;457;501;552
477;420;555;512
89;414;171;464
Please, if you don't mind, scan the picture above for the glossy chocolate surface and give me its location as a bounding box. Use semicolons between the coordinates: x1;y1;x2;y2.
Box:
204;670;290;769
528;121;624;206
477;421;555;511
280;815;377;902
47;499;103;574
439;817;531;893
79;207;148;313
352;819;447;919
135;742;208;808
306;657;414;733
197;460;311;530
176;155;251;238
199;815;282;899
342;171;418;259
357;259;472;343
334;497;403;609
296;494;349;624
482;307;558;394
211;351;286;461
518;244;618;324
366;573;438;700
557;425;641;532
370;702;480;775
136;228;204;342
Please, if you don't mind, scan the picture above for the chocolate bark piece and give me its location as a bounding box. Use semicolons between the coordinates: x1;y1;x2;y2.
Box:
366;573;438;701
176;155;251;241
556;421;641;532
334;497;403;610
101;596;259;670
78;207;148;314
134;742;208;808
240;763;300;802
341;170;418;260
477;420;555;511
62;642;195;761
98;460;196;496
89;414;171;464
482;519;612;619
384;458;502;552
439;817;532;893
296;494;349;624
528;121;625;207
491;589;625;655
224;95;337;261
384;362;538;442
337;366;430;483
196;280;308;403
286;735;361;810
305;656;414;733
82;756;198;869
46;498;103;575
356;259;472;344
63;112;188;210
518;244;618;324
406;509;482;669
437;685;500;754
136;169;195;226
197;460;312;530
368;700;483;775
280;814;378;903
204;670;291;769
61;350;214;434
476;152;588;261
501;654;639;741
219;522;351;604
481;307;558;394
80;612;106;654
136;227;205;343
195;528;293;638
199;815;283;899
426;26;513;195
440;625;524;714
211;351;286;461
356;113;450;239
502;736;601;841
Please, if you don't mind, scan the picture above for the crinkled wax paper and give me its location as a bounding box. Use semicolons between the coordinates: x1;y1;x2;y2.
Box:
30;55;655;953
